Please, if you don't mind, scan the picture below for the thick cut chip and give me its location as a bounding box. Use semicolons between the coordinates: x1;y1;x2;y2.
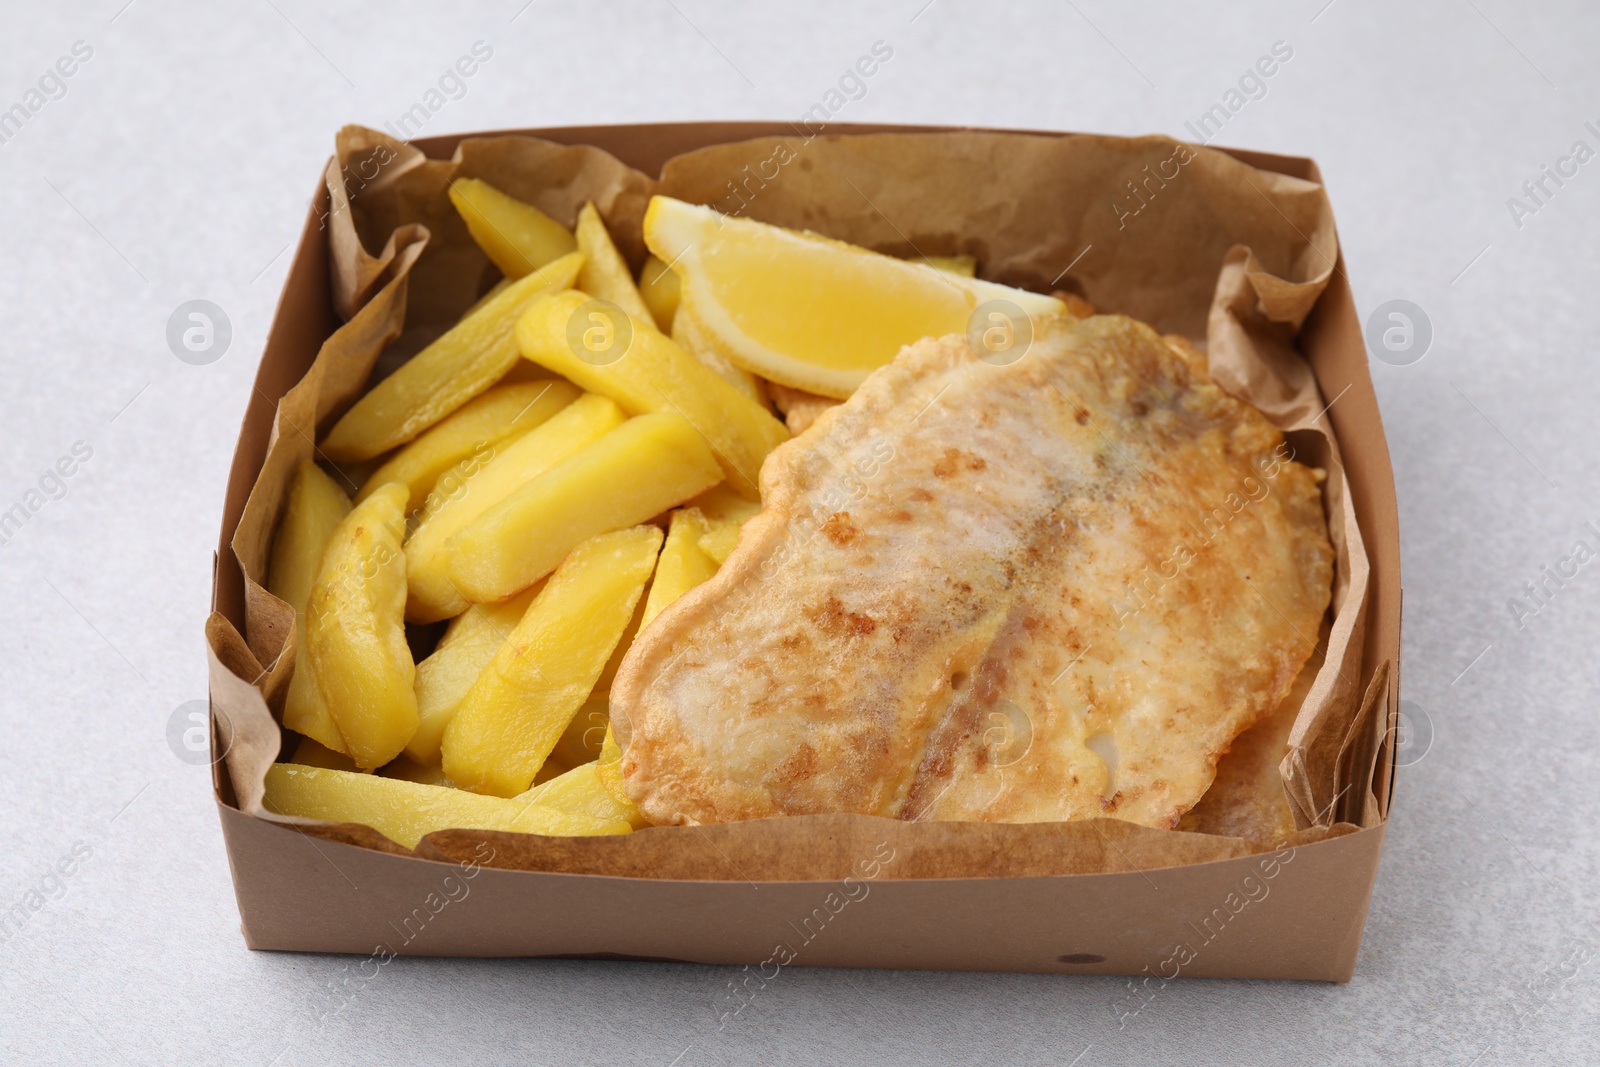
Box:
596;505;727;808
554;580;651;768
575;202;654;326
612;315;1333;829
520;762;648;828
356;380;579;512
564;502;722;768
449;177;578;278
442;526;663;796
443;412;720;604
641;508;719;630
263;764;630;850
269;461;353;753
595;727;628;806
405;393;627;620
684;483;761;526
305;483;419;769
406;585;540;764
643;196;1065;399
695;518;741;566
321;252;582;462
638;254;681;333
517;288;787;498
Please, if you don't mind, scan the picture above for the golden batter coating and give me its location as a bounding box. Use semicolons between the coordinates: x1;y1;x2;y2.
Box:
1177;629;1325;843
612;314;1333;829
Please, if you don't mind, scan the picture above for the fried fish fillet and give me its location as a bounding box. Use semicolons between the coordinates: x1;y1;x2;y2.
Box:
1176;624;1326;843
612;314;1333;829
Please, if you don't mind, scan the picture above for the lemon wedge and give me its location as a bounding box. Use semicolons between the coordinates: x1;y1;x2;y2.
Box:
643;196;1065;398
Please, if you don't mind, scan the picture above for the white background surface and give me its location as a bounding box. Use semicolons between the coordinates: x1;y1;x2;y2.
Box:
1;1;1596;1063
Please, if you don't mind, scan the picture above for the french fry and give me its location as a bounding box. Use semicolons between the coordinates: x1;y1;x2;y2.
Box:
355;380;579;512
321;252;583;462
600;501;731;808
638;253;681;333
641;508;719;629
686;482;762;524
444;413;719;605
516;287;788;499
406;585;539;764
696;517;742;565
596;726;629;806
442;526;663;796
268;461;353;754
405;393;627;621
520;762;648;828
448;177;578;279
551;587;649;768
575;202;653;326
305;483;418;769
263;764;630;850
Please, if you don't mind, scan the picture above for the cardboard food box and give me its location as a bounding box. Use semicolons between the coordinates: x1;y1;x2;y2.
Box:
207;122;1400;983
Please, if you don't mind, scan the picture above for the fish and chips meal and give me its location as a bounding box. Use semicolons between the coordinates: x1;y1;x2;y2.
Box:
260;175;1334;852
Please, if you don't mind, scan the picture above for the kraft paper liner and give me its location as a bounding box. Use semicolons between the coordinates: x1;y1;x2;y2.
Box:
329;125;656;331
210;125;1373;877
232;268;421;660
1337;660;1392;828
413;818;1361;882
1206;246;1373;832
207;615;280;816
654;131;1337;338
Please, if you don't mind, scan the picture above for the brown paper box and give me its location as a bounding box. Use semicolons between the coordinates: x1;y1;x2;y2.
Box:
208;123;1400;982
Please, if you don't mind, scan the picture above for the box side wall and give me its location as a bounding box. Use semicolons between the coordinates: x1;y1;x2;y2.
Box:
1300;251;1403;815
211;172;338;807
214;174;337;629
213;123;1394;975
222;802;1381;981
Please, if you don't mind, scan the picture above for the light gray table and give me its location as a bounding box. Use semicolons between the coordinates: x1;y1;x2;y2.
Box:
2;1;1594;1063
